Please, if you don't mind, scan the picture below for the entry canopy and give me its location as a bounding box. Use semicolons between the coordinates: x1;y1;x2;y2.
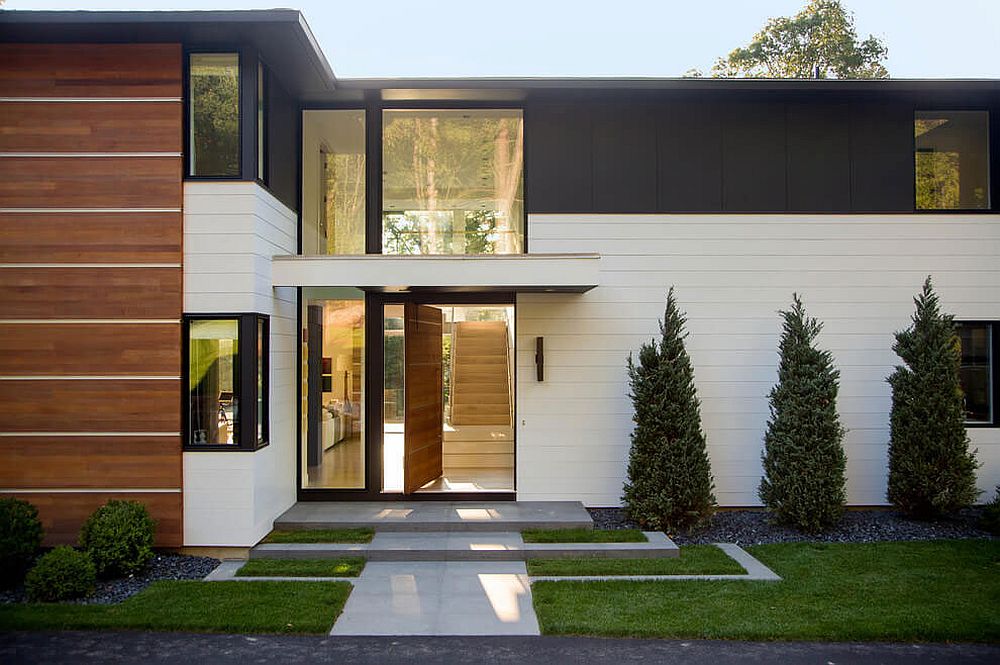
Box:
271;254;600;293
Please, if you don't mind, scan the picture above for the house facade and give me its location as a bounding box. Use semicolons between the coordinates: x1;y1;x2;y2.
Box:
1;10;998;547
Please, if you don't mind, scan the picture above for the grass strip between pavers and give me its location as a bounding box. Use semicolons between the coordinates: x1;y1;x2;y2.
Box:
527;544;744;576
531;539;1000;643
262;528;374;544
0;580;352;635
236;557;365;578
521;528;647;543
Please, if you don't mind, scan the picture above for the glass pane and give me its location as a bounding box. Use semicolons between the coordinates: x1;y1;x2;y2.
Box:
915;111;990;210
382;109;524;255
301;289;365;489
257;317;265;444
188;319;240;445
383;304;405;492
189;54;240;177
257;62;266;182
958;323;993;423
301;110;366;255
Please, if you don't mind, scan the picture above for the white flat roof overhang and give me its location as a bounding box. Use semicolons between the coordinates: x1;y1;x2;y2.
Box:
271;253;600;293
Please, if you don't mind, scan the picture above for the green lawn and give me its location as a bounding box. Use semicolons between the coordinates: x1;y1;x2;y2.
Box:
528;545;744;576
522;528;647;543
236;558;365;578
531;539;1000;642
262;528;373;544
0;580;351;635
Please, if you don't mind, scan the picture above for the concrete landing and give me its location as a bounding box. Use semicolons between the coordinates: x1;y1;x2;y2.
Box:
329;561;540;636
273;501;593;532
251;531;679;561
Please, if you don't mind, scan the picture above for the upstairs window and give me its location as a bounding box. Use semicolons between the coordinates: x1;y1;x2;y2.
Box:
257;61;268;183
957;322;996;426
382;109;524;255
189;53;240;177
915;111;990;210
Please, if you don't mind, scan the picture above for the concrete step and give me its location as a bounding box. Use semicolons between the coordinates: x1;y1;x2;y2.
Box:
273;500;594;532
250;531;679;561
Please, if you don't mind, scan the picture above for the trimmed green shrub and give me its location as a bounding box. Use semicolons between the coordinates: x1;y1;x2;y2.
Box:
79;500;156;578
0;497;44;588
25;546;96;602
623;287;716;531
759;295;847;532
981;486;1000;535
887;277;980;518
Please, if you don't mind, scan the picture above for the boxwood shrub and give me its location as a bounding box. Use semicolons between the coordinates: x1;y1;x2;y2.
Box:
0;497;44;588
79;500;156;578
25;546;96;602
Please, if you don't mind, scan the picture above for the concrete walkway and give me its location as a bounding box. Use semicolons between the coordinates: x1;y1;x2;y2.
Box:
330;561;540;636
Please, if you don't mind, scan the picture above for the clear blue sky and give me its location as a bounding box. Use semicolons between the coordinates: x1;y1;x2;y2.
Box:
6;0;1000;78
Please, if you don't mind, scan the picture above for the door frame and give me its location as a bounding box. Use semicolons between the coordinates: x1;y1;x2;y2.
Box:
296;289;517;502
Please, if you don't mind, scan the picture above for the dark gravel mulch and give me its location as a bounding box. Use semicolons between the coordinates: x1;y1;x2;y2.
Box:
0;553;220;605
588;507;995;545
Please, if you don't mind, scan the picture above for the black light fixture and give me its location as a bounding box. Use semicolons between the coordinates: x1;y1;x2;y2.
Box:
535;337;544;382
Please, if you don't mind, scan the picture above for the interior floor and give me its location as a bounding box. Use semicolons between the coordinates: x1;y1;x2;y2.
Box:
305;433;364;489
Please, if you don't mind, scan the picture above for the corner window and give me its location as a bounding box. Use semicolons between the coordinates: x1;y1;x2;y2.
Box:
189;53;240;177
186;314;269;449
257;61;268;183
382;109;524;255
915;111;990;210
957;322;996;425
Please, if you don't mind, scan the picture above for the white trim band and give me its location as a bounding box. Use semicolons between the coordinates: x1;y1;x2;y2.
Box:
0;153;181;158
0;263;182;269
0;432;179;437
0;488;181;494
0;208;182;214
0;376;180;381
0;320;180;324
0;97;182;103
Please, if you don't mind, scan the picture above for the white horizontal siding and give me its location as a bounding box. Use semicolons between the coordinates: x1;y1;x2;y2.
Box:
182;183;298;546
517;214;1000;507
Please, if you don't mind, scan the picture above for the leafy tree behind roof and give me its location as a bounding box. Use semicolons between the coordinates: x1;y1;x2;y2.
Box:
709;0;888;79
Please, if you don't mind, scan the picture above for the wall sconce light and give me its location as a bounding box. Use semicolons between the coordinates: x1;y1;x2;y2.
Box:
535;336;544;382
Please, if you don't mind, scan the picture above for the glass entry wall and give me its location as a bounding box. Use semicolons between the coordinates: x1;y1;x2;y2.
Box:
300;288;365;489
382;303;515;493
382;109;524;255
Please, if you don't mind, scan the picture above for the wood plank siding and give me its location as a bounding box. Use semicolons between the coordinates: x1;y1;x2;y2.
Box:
0;43;184;547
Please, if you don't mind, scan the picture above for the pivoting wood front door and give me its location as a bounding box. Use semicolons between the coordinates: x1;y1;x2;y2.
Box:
403;303;444;493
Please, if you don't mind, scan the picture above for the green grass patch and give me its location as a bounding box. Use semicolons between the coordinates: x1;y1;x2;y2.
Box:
527;545;743;576
236;558;365;578
0;580;351;635
522;528;647;543
531;539;1000;642
262;528;373;544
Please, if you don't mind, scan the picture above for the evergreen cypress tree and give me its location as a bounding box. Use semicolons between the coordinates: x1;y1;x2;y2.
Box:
623;287;715;530
759;295;847;531
887;277;979;518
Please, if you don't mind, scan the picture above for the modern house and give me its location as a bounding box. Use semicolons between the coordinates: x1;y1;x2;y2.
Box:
0;9;997;548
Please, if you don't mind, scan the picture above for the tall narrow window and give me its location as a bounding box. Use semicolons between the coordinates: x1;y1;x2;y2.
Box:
301;110;366;255
186;314;269;450
189;53;240;177
915;111;990;210
257;61;267;183
957;322;994;424
382;109;524;255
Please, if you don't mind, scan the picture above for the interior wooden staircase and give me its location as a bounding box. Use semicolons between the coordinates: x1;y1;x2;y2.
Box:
450;320;512;427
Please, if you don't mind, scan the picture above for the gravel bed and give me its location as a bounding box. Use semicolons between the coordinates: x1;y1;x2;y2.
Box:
0;553;220;605
587;507;995;545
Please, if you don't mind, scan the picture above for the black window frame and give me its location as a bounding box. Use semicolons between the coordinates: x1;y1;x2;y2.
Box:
257;58;269;186
913;108;992;213
183;313;270;451
956;320;999;428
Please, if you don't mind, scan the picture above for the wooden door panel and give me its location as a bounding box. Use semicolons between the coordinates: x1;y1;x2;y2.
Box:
403;303;443;493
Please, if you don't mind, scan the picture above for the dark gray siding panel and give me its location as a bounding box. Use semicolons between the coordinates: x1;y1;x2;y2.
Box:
592;105;657;212
266;76;298;212
786;102;851;211
525;105;592;212
850;102;913;212
657;102;723;212
722;102;787;211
